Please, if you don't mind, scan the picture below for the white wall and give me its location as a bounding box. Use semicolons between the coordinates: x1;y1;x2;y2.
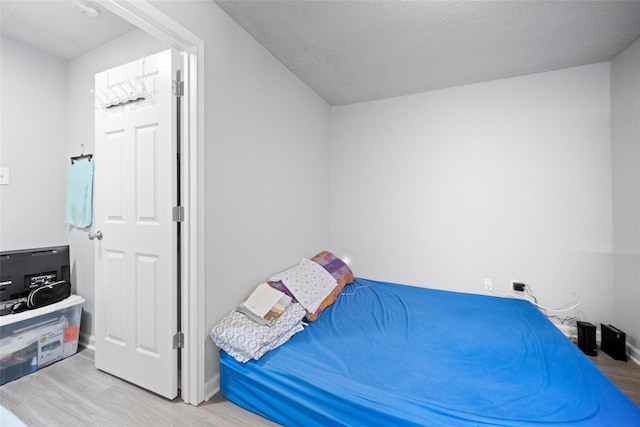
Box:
149;1;331;390
66;29;167;344
611;36;640;352
0;37;68;250
331;63;614;327
2;2;332;393
4;2;331;394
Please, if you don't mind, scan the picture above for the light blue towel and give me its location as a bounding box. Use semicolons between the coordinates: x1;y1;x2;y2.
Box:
65;158;94;228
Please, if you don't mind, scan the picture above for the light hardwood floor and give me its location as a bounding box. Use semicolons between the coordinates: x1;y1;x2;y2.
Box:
0;349;278;427
590;350;640;407
1;347;638;426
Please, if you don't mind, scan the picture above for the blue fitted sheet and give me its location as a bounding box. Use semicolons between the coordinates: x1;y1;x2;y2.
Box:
220;278;640;426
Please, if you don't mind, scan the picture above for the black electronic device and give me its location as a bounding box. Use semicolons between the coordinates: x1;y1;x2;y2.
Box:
601;324;627;361
0;245;70;303
577;321;597;356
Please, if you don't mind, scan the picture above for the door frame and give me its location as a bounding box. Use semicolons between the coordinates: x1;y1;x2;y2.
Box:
101;0;205;406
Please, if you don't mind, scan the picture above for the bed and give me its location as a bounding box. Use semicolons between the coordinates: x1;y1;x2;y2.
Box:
219;277;640;426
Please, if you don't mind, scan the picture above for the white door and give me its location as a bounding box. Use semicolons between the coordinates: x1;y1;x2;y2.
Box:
93;49;181;399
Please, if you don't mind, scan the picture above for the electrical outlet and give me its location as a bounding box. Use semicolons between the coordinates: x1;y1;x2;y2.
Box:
483;278;492;290
0;167;9;185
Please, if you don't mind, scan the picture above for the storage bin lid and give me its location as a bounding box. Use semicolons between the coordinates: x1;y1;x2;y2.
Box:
0;294;85;327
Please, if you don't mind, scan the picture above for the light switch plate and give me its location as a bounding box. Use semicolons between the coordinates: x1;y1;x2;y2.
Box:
0;167;9;185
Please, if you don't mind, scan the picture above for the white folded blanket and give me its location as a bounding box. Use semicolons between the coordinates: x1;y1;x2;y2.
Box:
210;303;305;363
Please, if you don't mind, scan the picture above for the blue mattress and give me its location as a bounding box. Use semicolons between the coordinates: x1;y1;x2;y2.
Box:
220;278;640;426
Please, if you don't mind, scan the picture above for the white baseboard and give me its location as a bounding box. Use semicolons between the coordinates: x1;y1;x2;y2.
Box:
79;332;95;351
626;343;640;365
204;373;220;401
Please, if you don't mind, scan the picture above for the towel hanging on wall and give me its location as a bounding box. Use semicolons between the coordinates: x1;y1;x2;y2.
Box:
65;155;94;228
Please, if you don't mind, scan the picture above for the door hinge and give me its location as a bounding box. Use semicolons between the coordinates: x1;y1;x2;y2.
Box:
172;80;184;97
173;331;184;349
172;206;184;222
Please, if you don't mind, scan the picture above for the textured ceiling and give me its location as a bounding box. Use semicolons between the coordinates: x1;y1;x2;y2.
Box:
3;1;640;105
0;0;135;60
215;0;640;105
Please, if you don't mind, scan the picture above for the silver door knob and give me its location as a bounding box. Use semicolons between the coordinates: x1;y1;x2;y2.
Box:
89;230;103;240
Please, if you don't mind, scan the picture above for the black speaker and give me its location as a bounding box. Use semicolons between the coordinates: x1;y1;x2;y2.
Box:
577;321;597;356
601;324;627;361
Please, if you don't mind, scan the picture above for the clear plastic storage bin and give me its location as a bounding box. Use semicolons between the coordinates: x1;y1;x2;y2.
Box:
0;295;84;385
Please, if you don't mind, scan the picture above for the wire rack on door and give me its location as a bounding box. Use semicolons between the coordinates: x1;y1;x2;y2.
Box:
91;76;152;110
91;57;154;110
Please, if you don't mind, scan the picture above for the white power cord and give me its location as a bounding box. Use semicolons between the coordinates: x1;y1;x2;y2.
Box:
487;283;580;312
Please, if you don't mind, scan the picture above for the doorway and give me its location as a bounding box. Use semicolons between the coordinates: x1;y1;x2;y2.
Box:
96;1;205;405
